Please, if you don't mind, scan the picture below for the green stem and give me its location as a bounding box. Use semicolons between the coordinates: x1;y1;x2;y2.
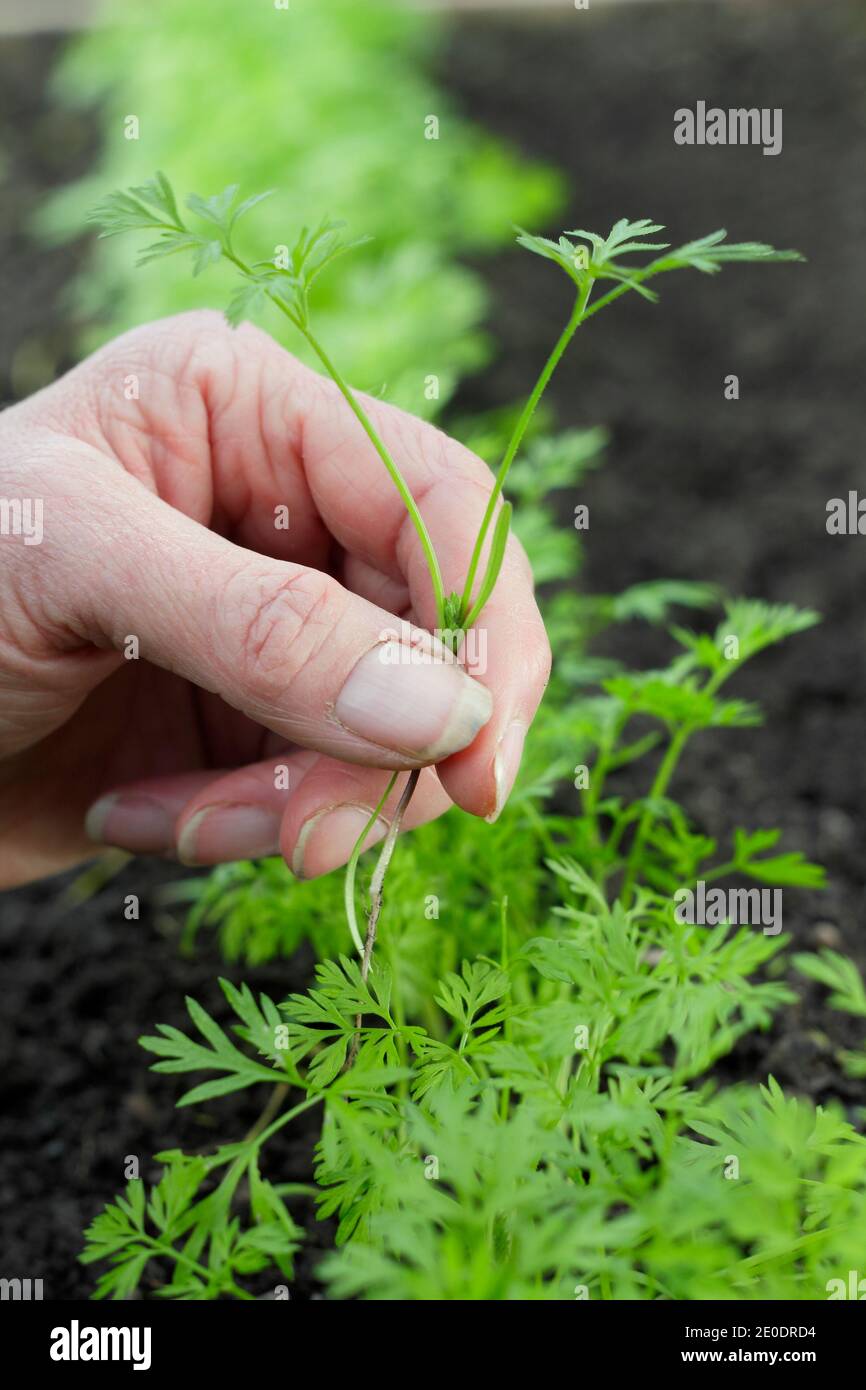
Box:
621;726;690;905
243;1081;290;1143
577;256;673;326
605;804;644;862
224;249;447;628
619;659;738;904
298;323;446;628
581;726;622;856
579;277;645;324
251;1091;325;1153
461;277;594;611
146;1237;211;1284
523;798;558;859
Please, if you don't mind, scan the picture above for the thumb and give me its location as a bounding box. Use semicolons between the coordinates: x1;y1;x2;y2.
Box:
72;473;492;768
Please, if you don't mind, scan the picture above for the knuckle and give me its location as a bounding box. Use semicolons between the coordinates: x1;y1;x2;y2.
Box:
226;565;346;705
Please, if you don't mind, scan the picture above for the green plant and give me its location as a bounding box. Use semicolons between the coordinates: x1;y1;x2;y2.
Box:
81;181;865;1303
794;950;866;1079
82;530;848;1299
90;182;802;645
90;174;803;975
85;580;863;1299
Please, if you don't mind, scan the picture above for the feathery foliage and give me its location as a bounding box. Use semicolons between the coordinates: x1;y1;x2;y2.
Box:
78;169;862;1306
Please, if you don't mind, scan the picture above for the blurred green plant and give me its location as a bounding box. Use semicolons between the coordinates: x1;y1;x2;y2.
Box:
37;0;561;414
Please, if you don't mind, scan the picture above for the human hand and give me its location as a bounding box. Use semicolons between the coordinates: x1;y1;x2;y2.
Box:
0;312;550;887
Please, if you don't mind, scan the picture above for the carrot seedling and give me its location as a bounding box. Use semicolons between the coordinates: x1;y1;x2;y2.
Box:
89;174;803;988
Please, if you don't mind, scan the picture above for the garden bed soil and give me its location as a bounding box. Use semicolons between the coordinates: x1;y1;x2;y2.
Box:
444;0;866;1086
1;0;864;1299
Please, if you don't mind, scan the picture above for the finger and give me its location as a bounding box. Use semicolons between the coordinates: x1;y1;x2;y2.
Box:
58;462;492;770
84;751;314;858
96;313;547;807
175;748;316;863
41;314;543;807
278;761;449;880
85;751;450;878
340;553;410;616
84;769;225;854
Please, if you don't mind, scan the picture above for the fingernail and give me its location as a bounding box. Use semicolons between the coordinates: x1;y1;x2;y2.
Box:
335;639;492;761
485;720;527;823
85;793;173;852
177;804;281;866
292;804;387;880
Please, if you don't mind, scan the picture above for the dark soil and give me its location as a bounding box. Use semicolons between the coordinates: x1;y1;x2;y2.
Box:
443;0;866;1092
1;0;864;1300
0;860;332;1301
